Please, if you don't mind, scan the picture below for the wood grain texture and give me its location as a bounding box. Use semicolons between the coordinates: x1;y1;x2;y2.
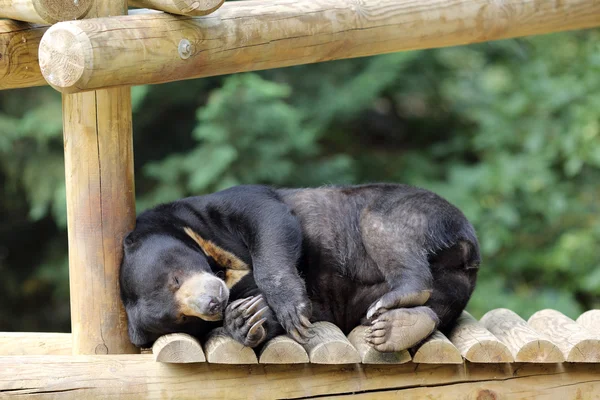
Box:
129;0;223;16
528;309;600;362
0;357;598;399
302;321;361;364
0;0;92;24
38;0;600;93
577;310;600;334
152;333;205;363
61;0;136;356
0;332;71;355
63;87;138;355
347;325;411;364
258;335;309;364
480;308;564;363
203;328;258;364
0;20;47;90
448;311;513;363
411;330;462;364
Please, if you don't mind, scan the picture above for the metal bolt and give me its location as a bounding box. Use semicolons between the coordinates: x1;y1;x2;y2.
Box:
178;39;193;60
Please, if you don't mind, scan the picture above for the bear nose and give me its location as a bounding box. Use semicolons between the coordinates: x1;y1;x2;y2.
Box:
208;297;225;314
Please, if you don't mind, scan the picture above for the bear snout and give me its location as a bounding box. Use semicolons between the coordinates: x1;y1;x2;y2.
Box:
175;272;230;321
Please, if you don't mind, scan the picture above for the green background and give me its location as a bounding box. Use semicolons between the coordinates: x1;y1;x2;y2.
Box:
1;28;599;332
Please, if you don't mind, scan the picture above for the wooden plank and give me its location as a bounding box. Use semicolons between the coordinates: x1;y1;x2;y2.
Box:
347;325;410;364
61;0;137;356
447;311;513;363
0;20;48;90
0;332;71;355
480;308;564;363
37;0;600;93
152;333;205;363
577;310;600;334
203;328;258;364
258;335;309;364
411;330;462;364
0;356;599;399
528;309;600;362
129;0;222;16
0;0;92;24
302;321;361;364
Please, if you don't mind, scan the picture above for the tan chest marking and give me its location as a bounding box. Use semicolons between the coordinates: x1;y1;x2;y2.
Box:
184;227;251;288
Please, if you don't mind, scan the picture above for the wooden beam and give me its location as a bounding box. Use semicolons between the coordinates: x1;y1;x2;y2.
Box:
0;20;47;90
480;308;564;363
302;322;361;364
258;335;309;364
0;0;92;24
129;0;222;16
61;0;137;356
411;330;462;364
448;311;513;363
203;328;258;364
1;356;599;399
0;332;71;355
37;0;600;93
528;309;600;362
577;310;600;333
152;333;205;363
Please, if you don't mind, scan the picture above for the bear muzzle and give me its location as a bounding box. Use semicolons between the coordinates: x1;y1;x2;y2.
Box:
175;272;229;321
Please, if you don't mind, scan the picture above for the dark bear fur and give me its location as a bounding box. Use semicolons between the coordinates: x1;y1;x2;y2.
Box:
120;184;480;351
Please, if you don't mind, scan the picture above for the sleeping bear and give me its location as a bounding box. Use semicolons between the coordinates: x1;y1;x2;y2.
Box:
120;184;480;351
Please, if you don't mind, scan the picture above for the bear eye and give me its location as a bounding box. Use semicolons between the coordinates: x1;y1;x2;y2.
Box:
215;270;225;279
180;315;187;323
173;276;180;286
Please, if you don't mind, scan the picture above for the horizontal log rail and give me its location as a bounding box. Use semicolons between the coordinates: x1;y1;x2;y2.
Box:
37;0;600;93
0;19;48;90
129;0;223;16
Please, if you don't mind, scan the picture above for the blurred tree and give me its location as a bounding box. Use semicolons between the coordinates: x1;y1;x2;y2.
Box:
0;28;598;331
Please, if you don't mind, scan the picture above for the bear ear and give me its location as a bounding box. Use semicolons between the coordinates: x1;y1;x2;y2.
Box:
125;307;152;348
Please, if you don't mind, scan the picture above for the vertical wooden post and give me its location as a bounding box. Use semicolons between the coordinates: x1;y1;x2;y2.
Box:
62;0;138;355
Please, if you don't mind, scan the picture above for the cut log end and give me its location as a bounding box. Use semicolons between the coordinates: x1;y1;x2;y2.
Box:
465;340;514;363
38;22;92;91
303;322;361;364
515;340;565;363
152;333;205;363
259;335;309;364
35;0;94;23
203;328;258;364
567;339;600;363
412;331;463;364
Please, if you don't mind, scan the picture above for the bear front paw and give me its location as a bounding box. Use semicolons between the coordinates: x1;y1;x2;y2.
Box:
224;294;270;348
270;299;314;344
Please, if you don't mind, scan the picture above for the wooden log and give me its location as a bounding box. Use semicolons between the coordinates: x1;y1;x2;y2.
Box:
302;321;360;364
1;356;600;399
129;0;222;16
447;311;513;363
411;330;462;364
0;20;48;90
258;335;309;364
38;0;600;93
0;0;92;24
62;0;137;356
577;310;600;335
152;333;205;363
528;309;600;362
480;308;564;363
347;325;411;364
0;332;71;355
203;327;258;364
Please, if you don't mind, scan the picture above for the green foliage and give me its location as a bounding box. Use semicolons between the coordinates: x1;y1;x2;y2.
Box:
1;28;599;331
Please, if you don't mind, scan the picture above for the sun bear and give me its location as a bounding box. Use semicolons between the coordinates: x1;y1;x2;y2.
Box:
120;184;480;351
